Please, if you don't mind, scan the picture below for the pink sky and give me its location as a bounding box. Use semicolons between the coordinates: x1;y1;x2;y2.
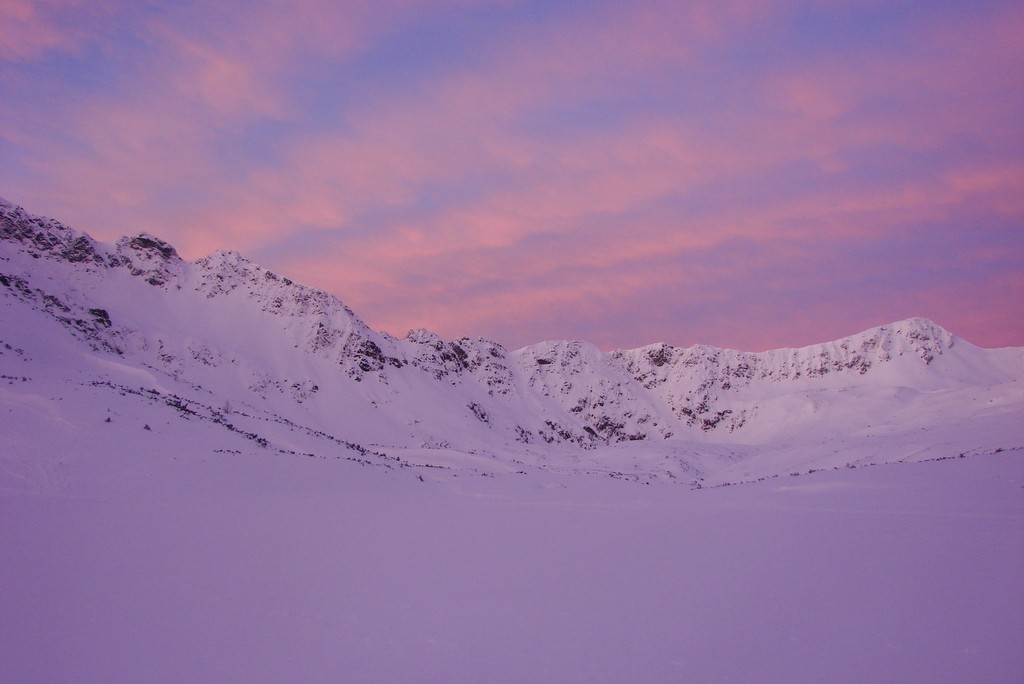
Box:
2;0;1022;351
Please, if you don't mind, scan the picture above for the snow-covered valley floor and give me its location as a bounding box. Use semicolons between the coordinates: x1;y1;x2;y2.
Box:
3;446;1021;683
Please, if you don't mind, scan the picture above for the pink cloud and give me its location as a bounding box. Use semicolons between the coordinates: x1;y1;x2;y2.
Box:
7;0;788;256
0;1;468;250
0;0;90;60
140;0;463;121
764;4;1024;138
315;148;1022;349
941;163;1024;216
3;0;1020;352
158;33;291;120
425;0;781;124
241;65;1022;345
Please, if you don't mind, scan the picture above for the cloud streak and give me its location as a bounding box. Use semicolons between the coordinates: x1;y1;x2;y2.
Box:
1;0;1021;351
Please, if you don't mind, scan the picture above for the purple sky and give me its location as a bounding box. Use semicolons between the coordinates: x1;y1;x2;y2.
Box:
2;0;1022;351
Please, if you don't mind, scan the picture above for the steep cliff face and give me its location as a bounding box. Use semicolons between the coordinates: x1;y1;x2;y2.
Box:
1;196;1020;463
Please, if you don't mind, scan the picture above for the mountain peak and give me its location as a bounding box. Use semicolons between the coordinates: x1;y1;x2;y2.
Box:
838;316;956;365
113;234;185;287
891;316;956;346
0;198;107;266
117;233;180;260
202;249;250;265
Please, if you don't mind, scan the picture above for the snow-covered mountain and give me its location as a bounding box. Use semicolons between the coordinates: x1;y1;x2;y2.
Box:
2;196;1022;484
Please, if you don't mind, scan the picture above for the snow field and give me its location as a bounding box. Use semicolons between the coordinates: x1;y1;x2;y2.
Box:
2;447;1022;683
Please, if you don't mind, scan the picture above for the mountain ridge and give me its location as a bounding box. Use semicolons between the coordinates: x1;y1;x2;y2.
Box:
0;194;968;362
2;196;1021;482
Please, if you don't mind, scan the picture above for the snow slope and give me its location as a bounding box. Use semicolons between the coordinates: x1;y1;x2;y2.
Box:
2;437;1022;683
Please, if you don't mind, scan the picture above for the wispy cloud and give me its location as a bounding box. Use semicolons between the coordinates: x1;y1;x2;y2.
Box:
1;0;1021;350
0;0;105;60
